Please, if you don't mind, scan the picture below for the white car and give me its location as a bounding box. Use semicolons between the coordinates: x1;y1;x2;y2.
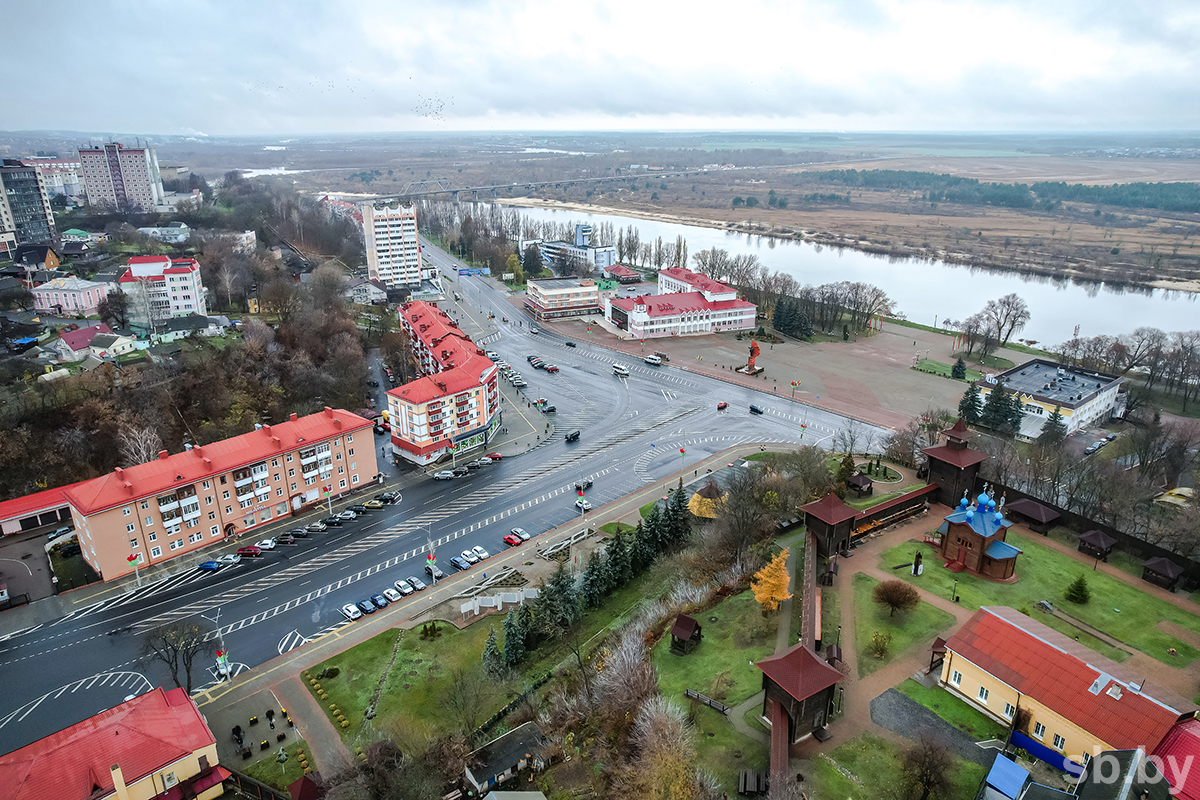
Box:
575;499;593;512
336;510;357;521
433;471;456;480
511;527;531;541
461;549;480;564
217;553;241;565
255;539;277;550
394;579;415;595
382;588;403;603
472;545;490;560
340;604;363;621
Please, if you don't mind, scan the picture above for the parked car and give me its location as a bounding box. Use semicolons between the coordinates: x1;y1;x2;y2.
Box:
1105;433;1119;442
504;533;523;547
376;491;401;503
382;588;402;603
575;499;593;512
464;461;482;470
336;510;357;521
357;600;377;615
364;499;385;509
717;401;729;410
461;549;479;564
450;556;471;571
199;561;222;572
545;365;560;373
218;553;242;565
575;478;593;491
60;542;81;557
307;521;328;532
288;528;309;538
323;517;343;527
236;546;262;558
276;533;296;545
407;576;427;591
510;527;531;541
511;379;527;387
565;341;576;347
341;604;363;621
486;452;503;460
749;404;765;415
393;580;415;596
368;380;380;387
348;504;368;514
542;405;556;413
472;545;490;560
527;354;540;362
452;466;469;477
48;526;74;539
255;539;277;550
425;563;445;580
433;470;456;480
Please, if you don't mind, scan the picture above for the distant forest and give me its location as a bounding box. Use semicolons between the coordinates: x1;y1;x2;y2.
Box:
803;168;1200;213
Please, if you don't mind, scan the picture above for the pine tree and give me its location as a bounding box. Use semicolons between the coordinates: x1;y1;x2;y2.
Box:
980;382;1017;434
665;478;691;547
773;296;793;335
1006;390;1026;434
538;562;581;632
644;502;666;556
604;530;631;590
836;452;856;485
1038;405;1068;447
579;552;606;609
951;357;967;380
482;626;506;679
1064;575;1091;604
796;310;813;340
502;608;525;666
630;519;655;573
751;548;793;612
959;384;983;423
517;603;535;651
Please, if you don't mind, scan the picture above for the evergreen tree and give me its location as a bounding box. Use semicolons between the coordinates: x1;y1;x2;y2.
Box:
537;562;581;633
644;502;667;556
579;552;606;609
502;608;525;666
796;310;813;339
630;519;655;573
951;357;967;380
517;602;535;651
836;452;856;485
665;478;692;547
604;529;632;590
979;383;1009;432
959;384;983;423
1064;575;1091;604
773;296;793;334
482;626;506;679
1038;405;1067;447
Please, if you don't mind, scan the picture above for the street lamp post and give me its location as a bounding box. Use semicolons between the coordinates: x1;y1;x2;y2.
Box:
201;608;228;680
951;578;959;603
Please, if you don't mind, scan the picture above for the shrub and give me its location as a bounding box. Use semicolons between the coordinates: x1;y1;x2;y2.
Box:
870;630;893;660
319;667;340;679
1064;575;1091;604
873;579;921;616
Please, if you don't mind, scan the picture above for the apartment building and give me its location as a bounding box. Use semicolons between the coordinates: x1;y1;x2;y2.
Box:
77;142;166;212
388;301;500;466
0;159;57;251
362;202;432;289
63;408;373;581
24;155;83;197
118;255;208;332
524;277;601;320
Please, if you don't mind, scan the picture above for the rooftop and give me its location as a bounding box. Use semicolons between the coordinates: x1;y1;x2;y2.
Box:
528;276;596;289
756;642;843;702
984;359;1121;409
659;266;736;295
609;291;756;318
802;492;857;525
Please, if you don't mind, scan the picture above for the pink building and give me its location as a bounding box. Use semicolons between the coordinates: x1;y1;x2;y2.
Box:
33;277;109;316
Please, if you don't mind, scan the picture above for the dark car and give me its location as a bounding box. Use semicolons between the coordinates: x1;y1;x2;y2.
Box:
424;563;446;580
323;517;343;527
368;380;380;387
357;600;377;614
288;528;309;538
565;341;576;347
527;354;540;362
575;478;593;491
565;430;581;442
60;542;81;557
370;594;389;610
276;533;296;545
450;556;471;571
749;404;764;415
452;466;469;477
348;505;368;514
542;405;556;413
377;491;401;503
237;545;263;557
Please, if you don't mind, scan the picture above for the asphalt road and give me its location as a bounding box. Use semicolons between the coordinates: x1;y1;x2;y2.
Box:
0;242;889;755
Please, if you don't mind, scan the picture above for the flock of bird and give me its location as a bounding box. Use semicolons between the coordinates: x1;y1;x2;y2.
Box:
240;77;453;121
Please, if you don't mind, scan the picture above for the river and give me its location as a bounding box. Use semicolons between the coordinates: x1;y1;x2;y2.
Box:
492;203;1198;347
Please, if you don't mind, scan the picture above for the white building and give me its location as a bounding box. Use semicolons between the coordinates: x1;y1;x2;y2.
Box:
524;277;601;320
343;277;389;305
605;267;757;339
521;224;616;274
32;277;110;317
362;202;435;290
976;360;1124;439
137;222;191;244
118;256;208;332
77;142;166;212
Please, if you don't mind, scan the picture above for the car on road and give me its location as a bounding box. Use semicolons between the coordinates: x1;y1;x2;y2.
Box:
527;354;540;362
407;576;427;591
323;517;343;527
504;533;523;547
644;355;662;366
575;478;593;492
464;460;482;470
394;579;415;595
336;510;357;521
612;364;630;377
749;404;764;415
473;545;490;560
530;326;540;334
565;430;580;442
545;365;559;373
511;527;531;541
424;563;445;580
565;341;576;347
199;560;222;572
450;556;472;571
433;470;456;480
452;466;469;477
288;528;309;538
461;549;479;564
511;379;527;387
218;553;242;565
348;504;368;514
575;499;593;512
236;546;262;558
357;600;377;615
307;521;328;532
376;491;401;503
341;604;363;621
542;405;556;413
382;588;403;603
364;499;386;509
255;539;277;550
487;452;503;460
276;533;296;545
717;402;729;410
368;380;380;387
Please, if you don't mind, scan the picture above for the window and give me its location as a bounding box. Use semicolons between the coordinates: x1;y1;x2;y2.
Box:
130;539;139;549
348;448;354;456
206;496;213;505
950;671;962;687
338;466;344;474
339;479;347;488
347;434;353;442
350;462;356;471
202;481;210;489
170;539;183;551
210;526;220;536
222;491;230;499
225;506;232;514
126;522;135;532
189;532;202;543
1034;722;1046;739
977;686;989;703
288;468;295;477
1053;734;1065;750
151;546;162;558
286;455;293;462
141;500;149;509
291;483;297;491
352;474;359;484
1003;703;1015;719
337;453;343;461
148;533;157;542
271;459;278;467
123;506;131;516
220;476;227;484
276;488;283;496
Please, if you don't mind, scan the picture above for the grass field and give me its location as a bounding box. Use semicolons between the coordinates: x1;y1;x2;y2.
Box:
813;732;987;800
851;573;958;678
820;586;841;649
241;738;311;790
878;533;1200;666
915;358;984;382
843;483;926;512
896;679;1007;741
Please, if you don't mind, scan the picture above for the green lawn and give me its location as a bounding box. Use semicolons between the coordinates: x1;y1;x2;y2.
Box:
787;539;806;645
878;533;1200;666
691;705;769;795
896;679;1006;741
851;573;957;678
49;544;101;591
814;732;987;800
820;586;841;649
743;452;775;462
654;589;776;707
915;358;983;382
240;738;311;791
843;483;927;512
599;521;637;536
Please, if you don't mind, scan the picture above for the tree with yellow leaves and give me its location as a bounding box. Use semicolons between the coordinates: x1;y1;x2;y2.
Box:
751;548;792;612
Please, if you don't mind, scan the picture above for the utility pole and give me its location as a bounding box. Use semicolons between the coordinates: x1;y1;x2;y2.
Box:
201;609;229;680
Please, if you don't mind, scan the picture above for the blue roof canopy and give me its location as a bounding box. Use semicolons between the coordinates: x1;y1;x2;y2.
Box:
986;753;1030;799
986;539;1023;560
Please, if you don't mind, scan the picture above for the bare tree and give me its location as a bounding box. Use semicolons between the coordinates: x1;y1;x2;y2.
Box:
900;734;954;800
835;419;864;457
442;665;491;738
873;579;921;617
119;424;164;466
139;619;216;694
309;263;349;312
991;293;1031;345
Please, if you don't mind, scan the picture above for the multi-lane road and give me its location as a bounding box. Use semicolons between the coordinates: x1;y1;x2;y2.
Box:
0;242;888;755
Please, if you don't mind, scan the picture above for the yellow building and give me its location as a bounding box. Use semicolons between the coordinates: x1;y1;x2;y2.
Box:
940;607;1192;773
975;359;1122;438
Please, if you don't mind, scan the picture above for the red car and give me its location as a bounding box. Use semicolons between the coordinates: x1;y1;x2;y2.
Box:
503;533;523;547
236;545;263;557
486;452;503;460
545;365;560;373
717;402;729;410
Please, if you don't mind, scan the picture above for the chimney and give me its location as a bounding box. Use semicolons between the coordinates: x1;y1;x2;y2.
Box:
290;413;298;422
262;424;271;434
324;406;333;417
158;450;169;460
111;764;131;800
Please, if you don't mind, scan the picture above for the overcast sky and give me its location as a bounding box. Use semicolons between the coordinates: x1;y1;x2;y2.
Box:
9;0;1199;135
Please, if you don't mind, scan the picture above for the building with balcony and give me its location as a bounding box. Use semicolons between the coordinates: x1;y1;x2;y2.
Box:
0;686;228;800
520;224;616;273
388;301;500;466
62;407;373;581
33;276;110;317
0;159;57;252
77;142;166;212
118;256;208;333
605;266;756;338
363;202;435;290
524;277;601;320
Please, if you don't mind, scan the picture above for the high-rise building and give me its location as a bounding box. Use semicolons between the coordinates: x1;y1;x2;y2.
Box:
118;255;209;332
362;202;429;289
0;159;57;255
77;142;166;212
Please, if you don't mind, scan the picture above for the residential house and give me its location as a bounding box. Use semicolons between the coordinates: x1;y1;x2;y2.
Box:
13;244;61;271
87;332;138;358
118;255;208;332
524;277;601;320
464;722;548;794
343;277;389;305
43;323;115;362
33;277;110;316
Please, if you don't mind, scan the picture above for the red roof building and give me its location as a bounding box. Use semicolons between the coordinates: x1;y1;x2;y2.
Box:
63;408;373;581
0;686;228;800
802;493;858;559
923;418;989;507
118;256;208;330
657;267;737;299
756;642;843;756
606;291;756;339
1154;718;1200;800
0;479;88;537
942;607;1193;771
604;264;640;283
387;301;500;466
